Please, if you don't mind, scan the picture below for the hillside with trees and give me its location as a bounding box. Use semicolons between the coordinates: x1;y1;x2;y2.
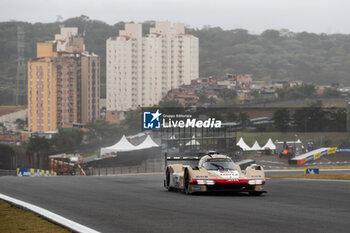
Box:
1;15;350;105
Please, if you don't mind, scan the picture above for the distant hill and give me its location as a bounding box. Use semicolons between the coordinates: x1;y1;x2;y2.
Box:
1;15;350;105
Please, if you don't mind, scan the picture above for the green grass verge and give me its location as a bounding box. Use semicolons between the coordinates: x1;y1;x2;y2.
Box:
80;148;100;157
0;200;70;233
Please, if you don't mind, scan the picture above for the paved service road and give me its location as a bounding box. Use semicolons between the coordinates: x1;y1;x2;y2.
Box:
1;175;349;233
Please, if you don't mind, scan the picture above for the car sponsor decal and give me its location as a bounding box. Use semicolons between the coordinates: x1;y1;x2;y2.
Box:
210;170;240;179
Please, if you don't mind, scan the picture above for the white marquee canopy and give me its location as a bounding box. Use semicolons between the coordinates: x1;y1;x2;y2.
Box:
251;140;263;151
236;137;251;151
262;138;276;150
100;135;136;155
135;135;160;150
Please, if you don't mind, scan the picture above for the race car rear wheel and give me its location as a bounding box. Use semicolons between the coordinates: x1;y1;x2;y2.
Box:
184;169;191;195
166;168;174;191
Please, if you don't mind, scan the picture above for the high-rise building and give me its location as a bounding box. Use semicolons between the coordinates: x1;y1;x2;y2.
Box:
28;28;100;132
28;42;58;132
81;53;100;123
106;22;198;111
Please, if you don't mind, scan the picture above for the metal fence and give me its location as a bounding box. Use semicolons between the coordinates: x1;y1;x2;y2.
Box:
0;169;16;176
83;159;164;176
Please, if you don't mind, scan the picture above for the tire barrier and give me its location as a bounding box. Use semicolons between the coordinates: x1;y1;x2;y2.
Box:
336;147;350;153
17;168;56;176
288;147;338;165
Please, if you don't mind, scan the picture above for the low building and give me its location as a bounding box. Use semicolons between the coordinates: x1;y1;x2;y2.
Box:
106;110;126;124
164;85;199;106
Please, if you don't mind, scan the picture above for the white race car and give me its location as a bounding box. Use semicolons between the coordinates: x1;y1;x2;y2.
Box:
164;153;266;195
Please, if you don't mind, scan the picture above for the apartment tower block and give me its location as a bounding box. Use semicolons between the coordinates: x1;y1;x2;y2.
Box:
106;22;198;111
28;28;100;132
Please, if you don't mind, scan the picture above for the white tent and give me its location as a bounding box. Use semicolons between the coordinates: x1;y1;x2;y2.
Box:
100;135;136;155
135;135;160;150
262;138;276;150
186;136;200;146
251;141;263;151
236;137;251;151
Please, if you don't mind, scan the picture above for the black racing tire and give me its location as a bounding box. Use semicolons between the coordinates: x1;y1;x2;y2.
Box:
184;169;191;195
249;191;263;196
165;168;175;191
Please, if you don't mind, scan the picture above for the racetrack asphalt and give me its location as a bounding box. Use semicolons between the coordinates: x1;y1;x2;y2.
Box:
0;174;349;233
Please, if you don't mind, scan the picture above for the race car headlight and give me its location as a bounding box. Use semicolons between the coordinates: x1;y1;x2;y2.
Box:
196;180;216;185
248;180;256;185
248;180;263;185
255;180;263;185
197;180;206;185
205;180;216;185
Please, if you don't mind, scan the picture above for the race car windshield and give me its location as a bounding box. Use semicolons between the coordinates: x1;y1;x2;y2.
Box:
202;158;236;170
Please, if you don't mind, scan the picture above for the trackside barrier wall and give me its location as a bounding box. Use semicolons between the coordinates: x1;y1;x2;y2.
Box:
336;147;350;153
288;147;338;165
84;159;164;176
17;168;56;176
0;169;16;176
86;147;162;168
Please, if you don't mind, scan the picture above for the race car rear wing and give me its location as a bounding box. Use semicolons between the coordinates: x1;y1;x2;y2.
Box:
236;159;256;170
164;153;201;169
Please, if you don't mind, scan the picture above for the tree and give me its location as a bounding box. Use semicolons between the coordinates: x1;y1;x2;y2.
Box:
225;111;237;122
27;136;51;153
120;110;142;135
323;88;341;97
293;101;325;132
51;129;83;153
153;100;185;115
15;118;26;130
330;108;347;132
156;100;183;108
197;93;209;104
279;84;317;100
85;119;121;146
273;108;290;132
261;30;280;41
218;89;237;101
238;112;249;129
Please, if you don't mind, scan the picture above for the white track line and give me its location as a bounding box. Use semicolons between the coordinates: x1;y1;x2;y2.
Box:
0;193;100;233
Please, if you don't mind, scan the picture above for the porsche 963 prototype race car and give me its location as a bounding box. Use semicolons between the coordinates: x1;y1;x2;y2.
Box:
164;153;266;195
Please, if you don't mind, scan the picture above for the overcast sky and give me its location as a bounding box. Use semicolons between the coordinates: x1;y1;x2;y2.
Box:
1;0;350;34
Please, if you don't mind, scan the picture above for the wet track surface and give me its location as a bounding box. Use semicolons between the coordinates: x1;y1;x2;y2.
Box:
0;174;350;233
